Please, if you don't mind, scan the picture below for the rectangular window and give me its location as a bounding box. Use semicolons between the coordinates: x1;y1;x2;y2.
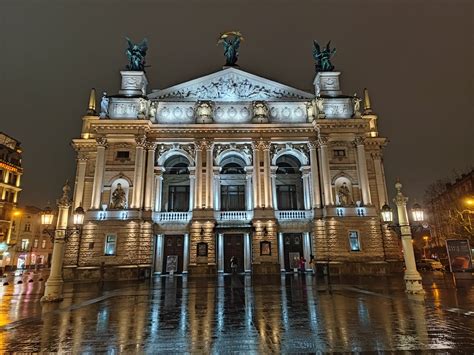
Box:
333;149;346;157
41;239;46;249
220;185;245;211
116;151;130;159
104;234;117;256
277;185;298;210
348;231;361;251
168;186;190;212
33;239;39;248
24;223;31;232
21;239;29;250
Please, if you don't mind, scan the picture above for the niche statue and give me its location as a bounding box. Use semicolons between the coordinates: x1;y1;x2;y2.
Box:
337;182;351;206
111;183;126;209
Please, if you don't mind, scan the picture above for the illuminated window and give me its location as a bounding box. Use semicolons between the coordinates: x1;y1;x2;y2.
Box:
21;239;29;250
33;239;39;248
348;231;361;251
104;234;117;256
41;239;46;249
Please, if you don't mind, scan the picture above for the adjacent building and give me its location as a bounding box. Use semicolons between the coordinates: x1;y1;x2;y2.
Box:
0;132;23;269
426;170;474;248
64;50;401;280
6;206;54;270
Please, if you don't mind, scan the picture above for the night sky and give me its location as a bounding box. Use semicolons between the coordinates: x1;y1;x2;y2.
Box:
2;0;472;208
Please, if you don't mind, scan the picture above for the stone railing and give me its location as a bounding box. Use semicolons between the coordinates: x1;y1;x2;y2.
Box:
154;211;192;223
276;210;314;220
215;210;253;222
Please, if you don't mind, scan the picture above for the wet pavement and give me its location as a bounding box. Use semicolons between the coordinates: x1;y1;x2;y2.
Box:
0;270;473;353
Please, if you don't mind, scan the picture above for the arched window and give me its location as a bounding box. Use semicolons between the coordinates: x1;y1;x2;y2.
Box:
163;155;191;212
275;155;303;210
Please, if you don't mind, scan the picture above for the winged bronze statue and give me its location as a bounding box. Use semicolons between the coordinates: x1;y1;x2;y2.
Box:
125;37;149;71
313;40;336;72
217;31;244;67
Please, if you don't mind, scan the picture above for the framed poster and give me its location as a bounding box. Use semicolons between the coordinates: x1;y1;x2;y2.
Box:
446;239;472;272
260;241;271;256
197;242;208;257
166;255;178;273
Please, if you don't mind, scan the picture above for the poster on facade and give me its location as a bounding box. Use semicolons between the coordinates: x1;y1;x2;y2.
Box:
289;252;300;269
445;239;472;272
166;255;178;273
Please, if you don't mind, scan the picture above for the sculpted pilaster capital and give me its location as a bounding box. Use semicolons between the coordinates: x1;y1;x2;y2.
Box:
145;141;158;151
77;151;88;161
316;136;328;148
256;138;271;151
307;140;317;150
135;135;147;148
195;139;210;151
371;151;383;160
354;136;365;146
96;136;108;148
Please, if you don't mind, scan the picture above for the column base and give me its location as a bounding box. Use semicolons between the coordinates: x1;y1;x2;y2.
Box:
41;278;64;302
404;272;425;294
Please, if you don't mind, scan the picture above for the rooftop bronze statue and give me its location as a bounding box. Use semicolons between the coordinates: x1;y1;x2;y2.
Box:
313;40;336;72
217;31;244;67
125;37;148;71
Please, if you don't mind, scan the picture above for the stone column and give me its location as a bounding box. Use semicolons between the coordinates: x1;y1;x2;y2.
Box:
394;181;424;294
42;183;71;302
245;168;253;211
154;234;164;273
143;142;157;211
188;168;195;211
244;232;251;272
251;142;261;208
206;143;214;209
303;232;312;271
308;141;322;208
355;137;372;205
271;166;278;210
73;153;87;209
213;168;221;211
317;137;333;206
153;167;164;212
90;137;107;210
278;232;285;272
217;233;224;273
183;233;190;273
372;151;389;207
301;166;312;210
262;141;272;208
194;141;204;209
131;136;147;209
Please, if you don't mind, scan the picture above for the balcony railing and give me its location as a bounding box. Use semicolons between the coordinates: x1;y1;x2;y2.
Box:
276;210;314;220
154;211;192;223
215;210;253;222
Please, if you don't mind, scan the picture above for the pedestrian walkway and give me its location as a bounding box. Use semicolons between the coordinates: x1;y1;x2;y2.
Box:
0;272;473;352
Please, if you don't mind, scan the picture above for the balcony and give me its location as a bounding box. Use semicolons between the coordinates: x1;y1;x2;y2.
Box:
276;210;314;221
153;211;192;223
215;210;253;223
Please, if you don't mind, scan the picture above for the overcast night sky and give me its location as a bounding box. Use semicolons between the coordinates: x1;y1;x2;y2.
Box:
1;0;473;208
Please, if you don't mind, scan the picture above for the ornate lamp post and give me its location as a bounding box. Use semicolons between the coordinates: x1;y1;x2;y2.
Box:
380;181;425;294
41;182;84;302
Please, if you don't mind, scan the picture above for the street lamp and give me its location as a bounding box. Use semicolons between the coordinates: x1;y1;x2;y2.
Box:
380;181;425;294
41;182;84;302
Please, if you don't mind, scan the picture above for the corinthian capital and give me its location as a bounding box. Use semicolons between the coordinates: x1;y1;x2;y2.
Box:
96;136;108;148
316;136;328;148
307;140;317;150
135;135;147;147
145;141;158;151
256;138;271;150
354;136;365;146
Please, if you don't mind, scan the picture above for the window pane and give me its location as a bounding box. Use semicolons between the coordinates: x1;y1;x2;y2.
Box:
169;186;190;212
349;231;360;251
221;185;245;211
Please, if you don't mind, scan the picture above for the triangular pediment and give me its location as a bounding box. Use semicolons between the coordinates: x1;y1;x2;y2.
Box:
148;67;314;101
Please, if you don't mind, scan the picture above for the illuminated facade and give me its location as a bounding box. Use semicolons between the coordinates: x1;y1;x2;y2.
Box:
0;132;22;268
64;62;401;280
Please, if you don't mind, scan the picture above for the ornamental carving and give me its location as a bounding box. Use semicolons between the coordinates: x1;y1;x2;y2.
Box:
160;73;307;100
96;136;108;148
194;100;214;123
316;136;328;147
213;143;252;164
252;101;269;123
354;136;365;146
135;135;147;147
272;143;309;162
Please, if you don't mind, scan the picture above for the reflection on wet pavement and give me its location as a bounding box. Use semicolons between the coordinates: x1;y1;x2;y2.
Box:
1;271;473;352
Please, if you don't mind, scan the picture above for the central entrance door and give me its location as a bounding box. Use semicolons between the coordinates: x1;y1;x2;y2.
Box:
162;235;184;274
224;234;244;273
283;233;304;271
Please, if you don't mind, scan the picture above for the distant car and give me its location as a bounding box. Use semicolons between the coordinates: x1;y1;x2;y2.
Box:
416;259;445;271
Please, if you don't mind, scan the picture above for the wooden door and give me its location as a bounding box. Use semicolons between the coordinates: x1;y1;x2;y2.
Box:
283;233;304;271
224;234;244;273
162;235;184;274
